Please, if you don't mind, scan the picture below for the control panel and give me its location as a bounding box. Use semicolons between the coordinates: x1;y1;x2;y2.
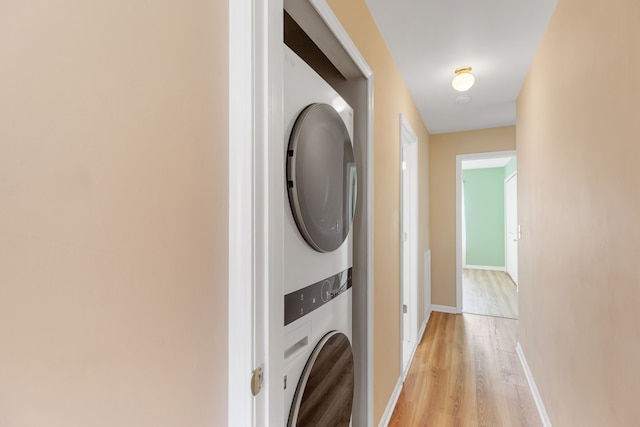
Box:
284;268;352;326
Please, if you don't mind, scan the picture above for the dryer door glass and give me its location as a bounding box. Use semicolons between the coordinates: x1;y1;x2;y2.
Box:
288;331;354;427
287;103;357;253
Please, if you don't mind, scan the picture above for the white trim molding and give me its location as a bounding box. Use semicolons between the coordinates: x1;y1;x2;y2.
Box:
381;311;431;427
418;311;430;342
516;343;553;427
463;264;507;272
401;311;429;383
399;113;419;380
228;0;254;425
504;170;517;183
309;0;372;76
378;376;404;427
431;305;458;314
424;250;431;319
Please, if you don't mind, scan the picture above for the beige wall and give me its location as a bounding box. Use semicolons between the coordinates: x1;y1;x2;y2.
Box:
327;0;430;422
517;0;640;425
429;126;515;307
0;1;229;426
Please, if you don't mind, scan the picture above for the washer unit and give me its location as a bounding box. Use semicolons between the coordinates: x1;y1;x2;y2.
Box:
283;44;356;427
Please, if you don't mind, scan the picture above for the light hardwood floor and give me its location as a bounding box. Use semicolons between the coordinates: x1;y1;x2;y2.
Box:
389;312;541;427
463;269;518;319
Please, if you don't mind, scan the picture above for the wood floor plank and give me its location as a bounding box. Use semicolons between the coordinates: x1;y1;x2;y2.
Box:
389;312;541;427
463;269;518;319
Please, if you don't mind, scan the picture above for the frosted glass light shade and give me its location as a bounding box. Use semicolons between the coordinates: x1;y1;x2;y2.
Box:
452;67;475;92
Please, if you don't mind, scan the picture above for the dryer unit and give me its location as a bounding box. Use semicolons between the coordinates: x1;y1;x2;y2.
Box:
282;44;356;426
283;44;356;297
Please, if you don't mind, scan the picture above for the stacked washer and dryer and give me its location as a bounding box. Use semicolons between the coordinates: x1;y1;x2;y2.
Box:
282;44;357;427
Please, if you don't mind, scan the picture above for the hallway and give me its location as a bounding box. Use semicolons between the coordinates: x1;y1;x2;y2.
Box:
389;312;540;426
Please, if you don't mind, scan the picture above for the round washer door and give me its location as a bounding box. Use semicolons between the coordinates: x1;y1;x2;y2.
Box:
288;331;354;427
287;103;357;253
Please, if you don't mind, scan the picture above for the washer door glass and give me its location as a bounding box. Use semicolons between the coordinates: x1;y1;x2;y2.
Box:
288;331;354;427
287;103;357;253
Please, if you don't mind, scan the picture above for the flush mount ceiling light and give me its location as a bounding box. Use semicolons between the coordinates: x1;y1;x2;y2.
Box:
452;66;475;92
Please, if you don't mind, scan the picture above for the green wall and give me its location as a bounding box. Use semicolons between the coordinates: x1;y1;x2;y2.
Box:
463;167;505;267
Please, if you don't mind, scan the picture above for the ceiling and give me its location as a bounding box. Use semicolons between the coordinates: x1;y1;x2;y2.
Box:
462;156;513;170
364;0;557;134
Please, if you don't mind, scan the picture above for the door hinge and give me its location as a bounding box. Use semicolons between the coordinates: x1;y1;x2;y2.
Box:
403;304;408;314
251;364;264;396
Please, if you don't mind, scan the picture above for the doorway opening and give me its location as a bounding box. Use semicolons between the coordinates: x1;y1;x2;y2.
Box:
456;151;518;319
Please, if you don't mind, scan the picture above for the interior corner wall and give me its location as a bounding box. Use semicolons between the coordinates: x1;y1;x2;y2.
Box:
429;126;515;307
463;168;506;268
326;0;431;423
0;1;229;426
516;0;640;425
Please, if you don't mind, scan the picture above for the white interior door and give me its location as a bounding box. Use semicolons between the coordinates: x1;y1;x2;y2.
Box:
505;173;518;285
400;116;418;373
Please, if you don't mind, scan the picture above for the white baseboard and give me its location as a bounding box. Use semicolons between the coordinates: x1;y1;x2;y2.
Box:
420;309;431;338
380;309;432;427
464;264;506;272
378;375;403;427
432;304;457;314
402;312;430;382
516;343;553;427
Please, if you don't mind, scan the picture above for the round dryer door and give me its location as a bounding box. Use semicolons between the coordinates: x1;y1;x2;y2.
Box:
288;331;354;427
287;103;357;253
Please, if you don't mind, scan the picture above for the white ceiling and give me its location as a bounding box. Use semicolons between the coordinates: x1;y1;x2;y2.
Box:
462;156;513;170
364;0;557;134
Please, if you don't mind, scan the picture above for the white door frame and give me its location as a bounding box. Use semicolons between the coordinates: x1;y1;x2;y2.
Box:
455;150;516;313
228;0;259;425
229;1;375;426
504;172;518;285
229;0;285;425
399;114;418;375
